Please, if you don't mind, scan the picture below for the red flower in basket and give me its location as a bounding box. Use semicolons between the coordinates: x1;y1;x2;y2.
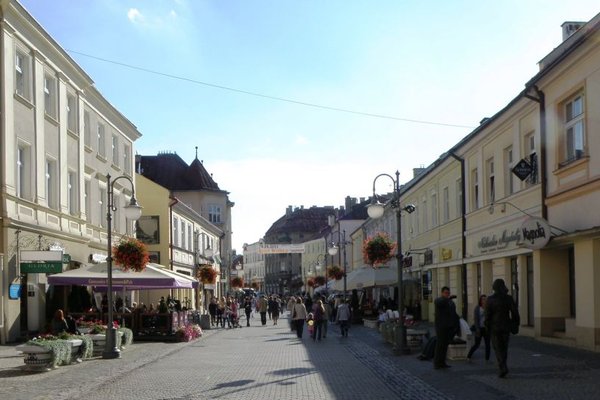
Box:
362;232;397;267
314;275;326;287
327;265;344;280
198;266;217;284
112;238;149;272
230;276;244;288
307;277;315;288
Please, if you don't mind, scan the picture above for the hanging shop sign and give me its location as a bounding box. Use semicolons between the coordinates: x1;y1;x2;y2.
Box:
20;250;64;274
512;159;533;181
9;283;21;300
520;217;551;250
21;262;62;274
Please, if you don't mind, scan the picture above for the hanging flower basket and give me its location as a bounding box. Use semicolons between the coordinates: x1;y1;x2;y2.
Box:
112;238;149;272
197;266;217;284
328;265;344;280
362;232;397;267
230;276;244;288
314;275;326;287
251;281;259;290
307;277;315;288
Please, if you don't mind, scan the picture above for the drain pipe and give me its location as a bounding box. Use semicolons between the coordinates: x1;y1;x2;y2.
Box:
524;85;548;219
450;152;468;319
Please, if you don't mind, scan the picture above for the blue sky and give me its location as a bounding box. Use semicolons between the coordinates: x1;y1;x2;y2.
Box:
19;0;600;252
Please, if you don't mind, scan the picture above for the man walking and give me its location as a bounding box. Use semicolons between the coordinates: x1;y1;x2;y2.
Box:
433;286;459;370
485;279;520;378
256;295;268;326
336;299;352;337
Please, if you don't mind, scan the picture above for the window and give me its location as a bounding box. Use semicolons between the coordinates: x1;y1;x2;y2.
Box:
99;188;107;228
123;144;131;175
112;135;119;166
44;74;57;119
67;94;77;133
180;221;186;249
17;145;31;199
68;171;78;215
97;123;106;157
504;146;514;196
525;133;538;185
84;111;91;147
471;169;479;210
173;217;179;247
486;158;495;204
208;204;221;223
421;197;428;231
84;180;91;222
443;186;450;223
563;93;585;164
187;224;192;251
45;158;58;209
431;192;438;227
15;49;31;100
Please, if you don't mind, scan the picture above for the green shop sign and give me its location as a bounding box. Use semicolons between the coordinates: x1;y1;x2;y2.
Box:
21;262;63;274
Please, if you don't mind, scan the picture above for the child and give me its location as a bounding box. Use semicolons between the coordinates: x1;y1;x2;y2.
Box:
306;312;315;336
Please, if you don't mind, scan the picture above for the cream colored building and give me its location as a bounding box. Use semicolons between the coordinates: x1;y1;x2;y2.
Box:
242;241;265;292
300;237;327;293
0;0;141;342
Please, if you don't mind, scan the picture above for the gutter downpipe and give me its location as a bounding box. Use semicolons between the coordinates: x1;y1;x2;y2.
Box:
450;152;468;319
524;85;548;219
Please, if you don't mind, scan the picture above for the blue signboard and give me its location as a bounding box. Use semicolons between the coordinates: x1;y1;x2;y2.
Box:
9;284;21;300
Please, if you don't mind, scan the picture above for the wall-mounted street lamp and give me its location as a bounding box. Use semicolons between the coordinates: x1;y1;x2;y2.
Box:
314;253;327;290
103;174;142;360
327;229;350;300
367;170;415;356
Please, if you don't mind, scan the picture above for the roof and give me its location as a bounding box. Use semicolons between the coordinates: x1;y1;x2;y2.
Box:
265;207;333;240
137;153;223;192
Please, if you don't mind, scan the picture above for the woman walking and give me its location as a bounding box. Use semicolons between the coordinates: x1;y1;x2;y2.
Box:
270;296;281;325
292;296;308;338
311;299;326;341
467;294;491;362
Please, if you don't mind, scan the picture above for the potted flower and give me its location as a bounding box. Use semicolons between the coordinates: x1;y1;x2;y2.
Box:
230;276;244;288
363;232;397;267
327;265;344;280
112;237;149;272
16;332;90;370
174;323;203;342
307;277;315;288
197;266;217;284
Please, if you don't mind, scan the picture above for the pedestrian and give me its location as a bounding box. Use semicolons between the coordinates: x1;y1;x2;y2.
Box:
217;297;226;327
311;300;325;341
287;297;297;331
256;295;268;326
322;299;331;338
292;296;308;338
336;299;352;337
467;294;491;363
243;297;253;327
50;309;69;335
208;297;218;327
485;279;520;378
433;286;459;370
267;295;273;321
269;296;280;325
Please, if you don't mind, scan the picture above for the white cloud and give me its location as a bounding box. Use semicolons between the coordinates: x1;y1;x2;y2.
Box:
294;135;309;145
169;10;177;18
127;8;144;24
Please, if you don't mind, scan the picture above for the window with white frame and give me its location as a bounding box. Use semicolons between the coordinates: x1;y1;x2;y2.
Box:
456;178;462;217
471;169;479;210
123;144;131;175
17;144;31;200
187;224;192;251
67;94;77;133
68;171;78;215
99;187;107;228
173;217;179;247
84;111;91;147
563;93;585;165
525;132;538;185
504;146;514;196
421;197;428;232
15;49;31;100
84;180;91;222
208;204;222;223
181;221;186;249
45;158;58;209
443;186;450;223
486;158;495;204
112;135;119;166
431;192;438;227
97;123;106;157
44;74;57;119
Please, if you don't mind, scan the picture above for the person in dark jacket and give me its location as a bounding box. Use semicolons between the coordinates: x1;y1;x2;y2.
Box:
433;286;459;369
485;279;520;378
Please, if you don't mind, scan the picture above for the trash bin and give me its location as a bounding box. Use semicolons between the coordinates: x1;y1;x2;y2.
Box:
200;314;211;330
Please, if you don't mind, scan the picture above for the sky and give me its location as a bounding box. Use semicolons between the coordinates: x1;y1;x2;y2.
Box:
18;0;600;252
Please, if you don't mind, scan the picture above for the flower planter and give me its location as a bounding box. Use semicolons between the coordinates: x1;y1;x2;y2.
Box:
16;339;83;371
90;331;123;356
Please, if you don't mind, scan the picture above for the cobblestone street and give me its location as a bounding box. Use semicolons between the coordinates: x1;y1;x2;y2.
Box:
2;314;600;400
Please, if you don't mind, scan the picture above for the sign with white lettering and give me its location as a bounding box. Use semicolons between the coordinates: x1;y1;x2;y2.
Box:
258;244;305;254
520;217;551;250
512;159;533;181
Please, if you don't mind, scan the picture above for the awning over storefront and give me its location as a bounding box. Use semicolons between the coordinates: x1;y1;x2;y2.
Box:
336;266;398;290
47;262;198;289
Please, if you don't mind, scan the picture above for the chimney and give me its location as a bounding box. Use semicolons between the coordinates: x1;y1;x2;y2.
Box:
286;206;293;217
561;21;585;41
413;168;426;178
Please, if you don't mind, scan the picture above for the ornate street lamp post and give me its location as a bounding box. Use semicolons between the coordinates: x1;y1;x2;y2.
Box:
327;230;349;300
368;170;415;355
103;174;142;359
